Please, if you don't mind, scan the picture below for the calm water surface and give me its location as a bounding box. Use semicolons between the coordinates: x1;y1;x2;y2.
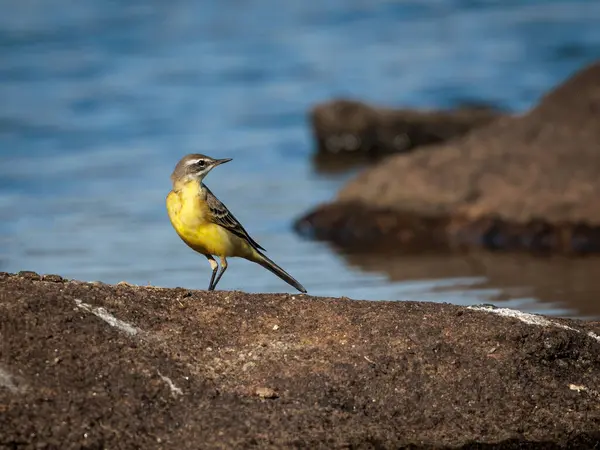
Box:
1;0;600;318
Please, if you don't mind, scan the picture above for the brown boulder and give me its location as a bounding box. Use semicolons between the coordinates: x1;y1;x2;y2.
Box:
298;62;600;253
2;271;600;448
309;99;503;172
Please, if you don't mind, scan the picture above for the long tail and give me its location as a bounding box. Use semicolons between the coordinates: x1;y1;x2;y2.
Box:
253;251;307;293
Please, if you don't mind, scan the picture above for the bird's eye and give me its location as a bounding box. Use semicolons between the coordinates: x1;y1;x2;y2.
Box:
197;160;206;168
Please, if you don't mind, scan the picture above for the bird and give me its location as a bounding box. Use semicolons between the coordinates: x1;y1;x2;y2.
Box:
166;153;307;293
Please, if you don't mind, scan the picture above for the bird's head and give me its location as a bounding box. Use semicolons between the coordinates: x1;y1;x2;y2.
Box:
171;154;232;187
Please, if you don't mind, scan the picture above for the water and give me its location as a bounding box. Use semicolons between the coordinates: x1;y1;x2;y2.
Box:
1;0;600;318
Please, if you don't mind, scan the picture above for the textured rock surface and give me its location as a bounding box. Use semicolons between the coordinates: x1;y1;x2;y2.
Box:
298;62;600;253
2;271;600;449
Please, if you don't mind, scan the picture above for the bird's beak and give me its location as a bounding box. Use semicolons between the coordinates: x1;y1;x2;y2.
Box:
214;158;232;166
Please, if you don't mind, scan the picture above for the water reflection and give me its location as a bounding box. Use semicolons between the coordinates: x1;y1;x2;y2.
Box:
337;249;600;319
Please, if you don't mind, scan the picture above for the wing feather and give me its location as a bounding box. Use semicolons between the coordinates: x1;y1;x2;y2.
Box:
203;185;266;252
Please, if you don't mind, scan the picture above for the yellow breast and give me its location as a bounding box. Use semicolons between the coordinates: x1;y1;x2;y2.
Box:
166;180;250;257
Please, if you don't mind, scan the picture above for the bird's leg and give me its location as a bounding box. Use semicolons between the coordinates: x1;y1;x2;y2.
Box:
211;256;228;291
206;254;219;291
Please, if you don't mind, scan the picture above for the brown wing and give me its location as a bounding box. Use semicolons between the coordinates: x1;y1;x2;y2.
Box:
203;185;266;252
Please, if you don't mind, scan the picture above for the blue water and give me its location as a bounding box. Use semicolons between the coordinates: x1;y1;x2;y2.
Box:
1;0;600;317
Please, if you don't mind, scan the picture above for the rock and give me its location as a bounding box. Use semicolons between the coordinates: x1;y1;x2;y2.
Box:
17;270;41;280
41;274;64;283
255;387;279;399
297;62;600;254
2;273;600;448
309;99;503;171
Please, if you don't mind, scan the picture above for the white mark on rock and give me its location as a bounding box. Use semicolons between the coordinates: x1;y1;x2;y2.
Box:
158;371;183;397
75;299;139;336
569;383;600;398
468;306;600;344
587;331;600;342
0;365;24;393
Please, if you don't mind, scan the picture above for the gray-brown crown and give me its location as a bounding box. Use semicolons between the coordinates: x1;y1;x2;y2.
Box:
170;154;232;186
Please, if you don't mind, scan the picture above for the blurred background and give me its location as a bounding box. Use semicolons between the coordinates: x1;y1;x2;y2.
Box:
1;0;600;318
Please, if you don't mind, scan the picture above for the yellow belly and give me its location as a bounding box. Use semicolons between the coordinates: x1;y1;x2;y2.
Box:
166;186;252;258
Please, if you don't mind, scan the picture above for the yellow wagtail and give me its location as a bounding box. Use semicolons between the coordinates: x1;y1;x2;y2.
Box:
166;154;307;293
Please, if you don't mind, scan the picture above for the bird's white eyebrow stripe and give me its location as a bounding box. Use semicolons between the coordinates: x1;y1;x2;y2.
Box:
185;158;202;166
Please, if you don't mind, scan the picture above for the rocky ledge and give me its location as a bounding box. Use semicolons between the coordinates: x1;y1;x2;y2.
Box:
297;62;600;253
2;271;600;449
